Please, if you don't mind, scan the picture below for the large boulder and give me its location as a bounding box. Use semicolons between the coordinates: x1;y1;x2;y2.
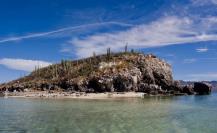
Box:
194;82;211;95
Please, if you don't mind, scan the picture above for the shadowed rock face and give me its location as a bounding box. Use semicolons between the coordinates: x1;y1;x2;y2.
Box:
88;77;113;92
0;52;179;94
194;82;212;95
182;85;194;95
140;54;173;90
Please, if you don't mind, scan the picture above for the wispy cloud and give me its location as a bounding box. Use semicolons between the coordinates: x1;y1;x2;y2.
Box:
165;54;176;57
183;58;217;64
65;16;217;58
183;58;197;64
196;47;209;52
0;58;52;72
188;73;217;81
0;21;134;43
191;0;217;6
183;57;217;64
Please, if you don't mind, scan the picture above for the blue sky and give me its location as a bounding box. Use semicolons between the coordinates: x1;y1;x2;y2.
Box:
0;0;217;83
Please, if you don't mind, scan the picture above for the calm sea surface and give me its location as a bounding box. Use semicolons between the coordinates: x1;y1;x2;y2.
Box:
0;93;217;133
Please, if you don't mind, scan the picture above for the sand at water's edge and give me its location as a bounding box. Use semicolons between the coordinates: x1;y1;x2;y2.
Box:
4;91;146;99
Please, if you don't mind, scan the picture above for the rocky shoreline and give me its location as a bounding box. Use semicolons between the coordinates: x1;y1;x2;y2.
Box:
1;82;212;99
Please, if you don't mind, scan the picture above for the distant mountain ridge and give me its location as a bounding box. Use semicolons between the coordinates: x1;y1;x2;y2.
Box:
179;80;217;91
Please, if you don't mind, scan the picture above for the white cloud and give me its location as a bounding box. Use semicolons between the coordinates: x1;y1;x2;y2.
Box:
67;16;217;58
165;54;176;57
191;0;217;6
196;47;208;52
183;57;217;64
188;73;217;81
0;58;52;72
0;21;133;43
211;0;217;4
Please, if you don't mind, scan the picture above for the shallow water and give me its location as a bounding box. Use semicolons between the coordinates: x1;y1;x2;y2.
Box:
0;93;217;133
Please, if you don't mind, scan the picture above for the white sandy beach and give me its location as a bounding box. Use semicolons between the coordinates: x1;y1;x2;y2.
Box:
5;91;146;99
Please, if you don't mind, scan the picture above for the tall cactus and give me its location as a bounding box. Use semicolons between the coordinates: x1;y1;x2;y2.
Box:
92;51;96;64
93;52;96;58
107;47;111;61
34;65;40;77
125;43;128;53
53;65;58;78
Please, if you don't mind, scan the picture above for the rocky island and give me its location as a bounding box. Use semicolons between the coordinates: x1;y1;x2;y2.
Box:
0;51;212;98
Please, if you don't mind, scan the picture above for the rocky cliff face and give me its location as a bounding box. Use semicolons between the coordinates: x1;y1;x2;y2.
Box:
0;52;180;94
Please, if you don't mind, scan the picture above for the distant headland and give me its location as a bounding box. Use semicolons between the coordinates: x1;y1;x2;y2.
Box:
0;49;212;98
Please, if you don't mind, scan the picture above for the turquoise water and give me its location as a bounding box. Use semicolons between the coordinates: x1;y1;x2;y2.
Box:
1;94;217;133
